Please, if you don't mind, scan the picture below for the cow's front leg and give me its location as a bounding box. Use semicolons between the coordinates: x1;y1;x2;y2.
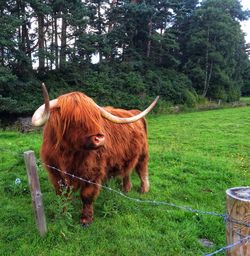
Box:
80;182;101;226
122;175;132;193
47;167;64;195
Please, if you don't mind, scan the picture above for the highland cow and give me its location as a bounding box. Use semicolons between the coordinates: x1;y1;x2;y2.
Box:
32;83;159;225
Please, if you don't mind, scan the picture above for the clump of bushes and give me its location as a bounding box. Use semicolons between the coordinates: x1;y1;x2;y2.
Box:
0;63;207;115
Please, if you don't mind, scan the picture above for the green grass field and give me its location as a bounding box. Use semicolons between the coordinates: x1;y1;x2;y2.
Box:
240;97;250;105
1;106;250;256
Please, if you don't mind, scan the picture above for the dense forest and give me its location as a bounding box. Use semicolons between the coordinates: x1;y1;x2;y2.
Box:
0;0;250;115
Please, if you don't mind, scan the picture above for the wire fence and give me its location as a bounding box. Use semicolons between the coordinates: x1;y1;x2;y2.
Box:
205;234;250;256
42;161;250;256
1;148;250;255
44;163;226;218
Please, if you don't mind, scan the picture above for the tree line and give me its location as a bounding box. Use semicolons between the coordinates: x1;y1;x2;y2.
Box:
0;0;250;115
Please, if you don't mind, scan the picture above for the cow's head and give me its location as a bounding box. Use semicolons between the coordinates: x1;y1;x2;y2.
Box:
32;83;159;150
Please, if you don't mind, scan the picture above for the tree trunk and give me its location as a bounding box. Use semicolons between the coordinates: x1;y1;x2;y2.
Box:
97;1;102;64
54;16;59;69
146;17;152;58
60;14;67;68
17;0;22;72
38;13;45;71
25;27;31;60
202;27;210;97
159;28;163;65
21;5;31;61
0;9;4;65
1;46;4;66
108;0;117;33
45;38;48;68
202;62;213;97
50;16;54;70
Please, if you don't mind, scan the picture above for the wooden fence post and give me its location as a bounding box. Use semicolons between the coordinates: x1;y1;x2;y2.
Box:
24;150;47;236
226;187;250;255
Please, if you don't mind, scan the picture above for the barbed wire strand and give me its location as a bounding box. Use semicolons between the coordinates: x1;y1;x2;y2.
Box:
205;234;250;256
0;148;248;216
43;163;226;218
42;162;250;228
225;216;250;228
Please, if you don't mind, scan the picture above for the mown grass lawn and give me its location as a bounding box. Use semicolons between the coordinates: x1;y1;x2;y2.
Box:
1;106;250;256
240;97;250;105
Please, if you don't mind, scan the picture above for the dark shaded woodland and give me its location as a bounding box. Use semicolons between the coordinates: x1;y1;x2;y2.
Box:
0;0;250;115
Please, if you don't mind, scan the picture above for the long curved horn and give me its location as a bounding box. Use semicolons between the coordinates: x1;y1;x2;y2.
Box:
98;96;159;124
32;83;58;126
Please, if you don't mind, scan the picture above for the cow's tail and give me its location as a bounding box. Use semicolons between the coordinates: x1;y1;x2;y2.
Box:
141;117;148;135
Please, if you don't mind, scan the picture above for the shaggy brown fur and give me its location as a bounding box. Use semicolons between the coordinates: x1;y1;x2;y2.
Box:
41;92;149;225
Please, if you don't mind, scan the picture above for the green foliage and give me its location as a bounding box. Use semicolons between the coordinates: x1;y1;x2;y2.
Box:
242;62;250;96
41;64;198;112
0;78;43;114
177;0;249;101
52;186;75;233
0;95;17;113
144;69;197;107
240;97;250;105
0;0;249;115
0;66;18;113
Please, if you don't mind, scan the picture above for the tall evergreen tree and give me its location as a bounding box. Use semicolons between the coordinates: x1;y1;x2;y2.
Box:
180;0;249;100
0;0;21;67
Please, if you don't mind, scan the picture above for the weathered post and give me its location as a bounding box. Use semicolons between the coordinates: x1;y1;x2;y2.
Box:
226;187;250;255
24;150;47;236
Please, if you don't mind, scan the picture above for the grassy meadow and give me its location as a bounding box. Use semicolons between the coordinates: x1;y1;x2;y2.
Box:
240;97;250;105
1;106;250;256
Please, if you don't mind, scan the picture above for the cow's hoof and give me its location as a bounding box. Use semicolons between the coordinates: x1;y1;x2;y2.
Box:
140;186;149;193
81;223;90;228
80;217;93;227
122;185;132;193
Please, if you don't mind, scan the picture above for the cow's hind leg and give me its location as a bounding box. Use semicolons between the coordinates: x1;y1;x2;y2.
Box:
122;175;132;193
122;158;139;193
135;154;149;193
